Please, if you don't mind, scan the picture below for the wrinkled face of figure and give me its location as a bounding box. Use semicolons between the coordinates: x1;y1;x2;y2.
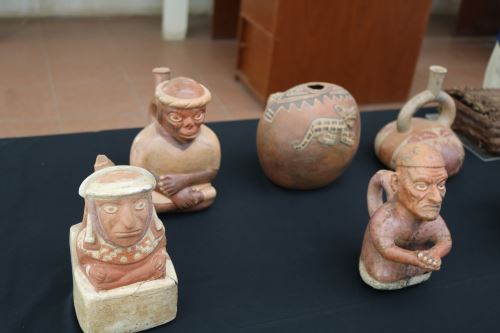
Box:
159;106;205;143
395;166;448;221
94;193;152;247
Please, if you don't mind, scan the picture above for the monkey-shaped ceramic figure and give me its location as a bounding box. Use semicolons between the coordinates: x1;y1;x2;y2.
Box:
130;68;221;213
359;143;452;290
70;155;177;333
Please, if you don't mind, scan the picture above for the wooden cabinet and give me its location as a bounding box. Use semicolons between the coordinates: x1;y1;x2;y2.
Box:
212;0;241;39
455;0;500;36
236;0;432;105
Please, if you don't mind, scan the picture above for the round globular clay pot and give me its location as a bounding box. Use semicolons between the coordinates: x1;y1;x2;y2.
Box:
374;66;464;176
256;82;361;189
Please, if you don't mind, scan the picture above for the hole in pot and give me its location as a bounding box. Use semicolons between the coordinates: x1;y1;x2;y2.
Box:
308;84;324;90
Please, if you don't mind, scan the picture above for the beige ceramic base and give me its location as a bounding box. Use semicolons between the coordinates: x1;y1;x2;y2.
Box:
359;259;431;290
70;224;178;333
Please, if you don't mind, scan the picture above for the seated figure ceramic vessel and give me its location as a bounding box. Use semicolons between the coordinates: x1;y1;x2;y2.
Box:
76;157;167;290
70;155;177;333
130;68;221;213
359;143;452;290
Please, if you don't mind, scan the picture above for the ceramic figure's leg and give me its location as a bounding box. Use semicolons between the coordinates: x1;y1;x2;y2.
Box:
152;190;177;213
153;184;217;213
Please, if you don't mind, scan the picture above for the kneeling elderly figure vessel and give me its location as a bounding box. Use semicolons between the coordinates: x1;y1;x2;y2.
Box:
359;143;452;290
70;155;178;333
130;68;221;213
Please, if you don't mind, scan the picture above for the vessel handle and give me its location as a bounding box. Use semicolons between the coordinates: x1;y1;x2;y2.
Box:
397;65;456;133
367;170;395;218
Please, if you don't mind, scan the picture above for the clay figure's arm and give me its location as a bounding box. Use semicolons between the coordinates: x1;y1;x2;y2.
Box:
425;216;452;260
86;251;167;290
369;212;439;271
111;251;167;287
158;169;217;196
377;243;440;271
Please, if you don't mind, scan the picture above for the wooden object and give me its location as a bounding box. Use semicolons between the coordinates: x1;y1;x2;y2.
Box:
212;0;241;39
449;88;500;155
236;0;432;104
455;0;500;36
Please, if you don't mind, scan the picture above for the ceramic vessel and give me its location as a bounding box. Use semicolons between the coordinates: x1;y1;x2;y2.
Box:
70;155;177;333
130;68;221;213
256;82;361;189
374;65;464;176
148;67;172;122
360;143;452;290
483;32;500;88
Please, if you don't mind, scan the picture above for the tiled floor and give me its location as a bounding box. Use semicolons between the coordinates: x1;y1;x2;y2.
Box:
0;15;496;138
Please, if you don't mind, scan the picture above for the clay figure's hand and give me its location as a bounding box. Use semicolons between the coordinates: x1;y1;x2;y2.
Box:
171;188;203;209
88;265;123;284
89;265;107;283
150;253;166;279
153;254;166;273
416;251;441;271
158;174;189;196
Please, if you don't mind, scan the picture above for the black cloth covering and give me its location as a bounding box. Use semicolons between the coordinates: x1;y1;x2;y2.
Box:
1;110;499;332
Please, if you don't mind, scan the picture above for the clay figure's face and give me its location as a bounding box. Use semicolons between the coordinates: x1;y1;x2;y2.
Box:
94;193;152;247
396;166;447;221
160;106;205;143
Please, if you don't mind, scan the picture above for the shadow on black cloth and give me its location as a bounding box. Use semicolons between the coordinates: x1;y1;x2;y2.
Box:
1;110;500;332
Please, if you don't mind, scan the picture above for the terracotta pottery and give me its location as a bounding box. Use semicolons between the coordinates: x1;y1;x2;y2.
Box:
76;155;168;291
374;65;464;176
148;67;172;122
130;68;221;213
360;143;452;290
256;82;361;189
70;155;177;332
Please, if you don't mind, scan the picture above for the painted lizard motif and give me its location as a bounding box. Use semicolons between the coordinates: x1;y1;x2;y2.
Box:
292;106;357;151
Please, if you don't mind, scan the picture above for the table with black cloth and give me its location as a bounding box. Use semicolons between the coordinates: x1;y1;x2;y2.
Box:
1;110;500;333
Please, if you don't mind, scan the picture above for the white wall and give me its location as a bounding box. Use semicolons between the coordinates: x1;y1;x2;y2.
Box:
0;0;213;17
0;0;460;18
